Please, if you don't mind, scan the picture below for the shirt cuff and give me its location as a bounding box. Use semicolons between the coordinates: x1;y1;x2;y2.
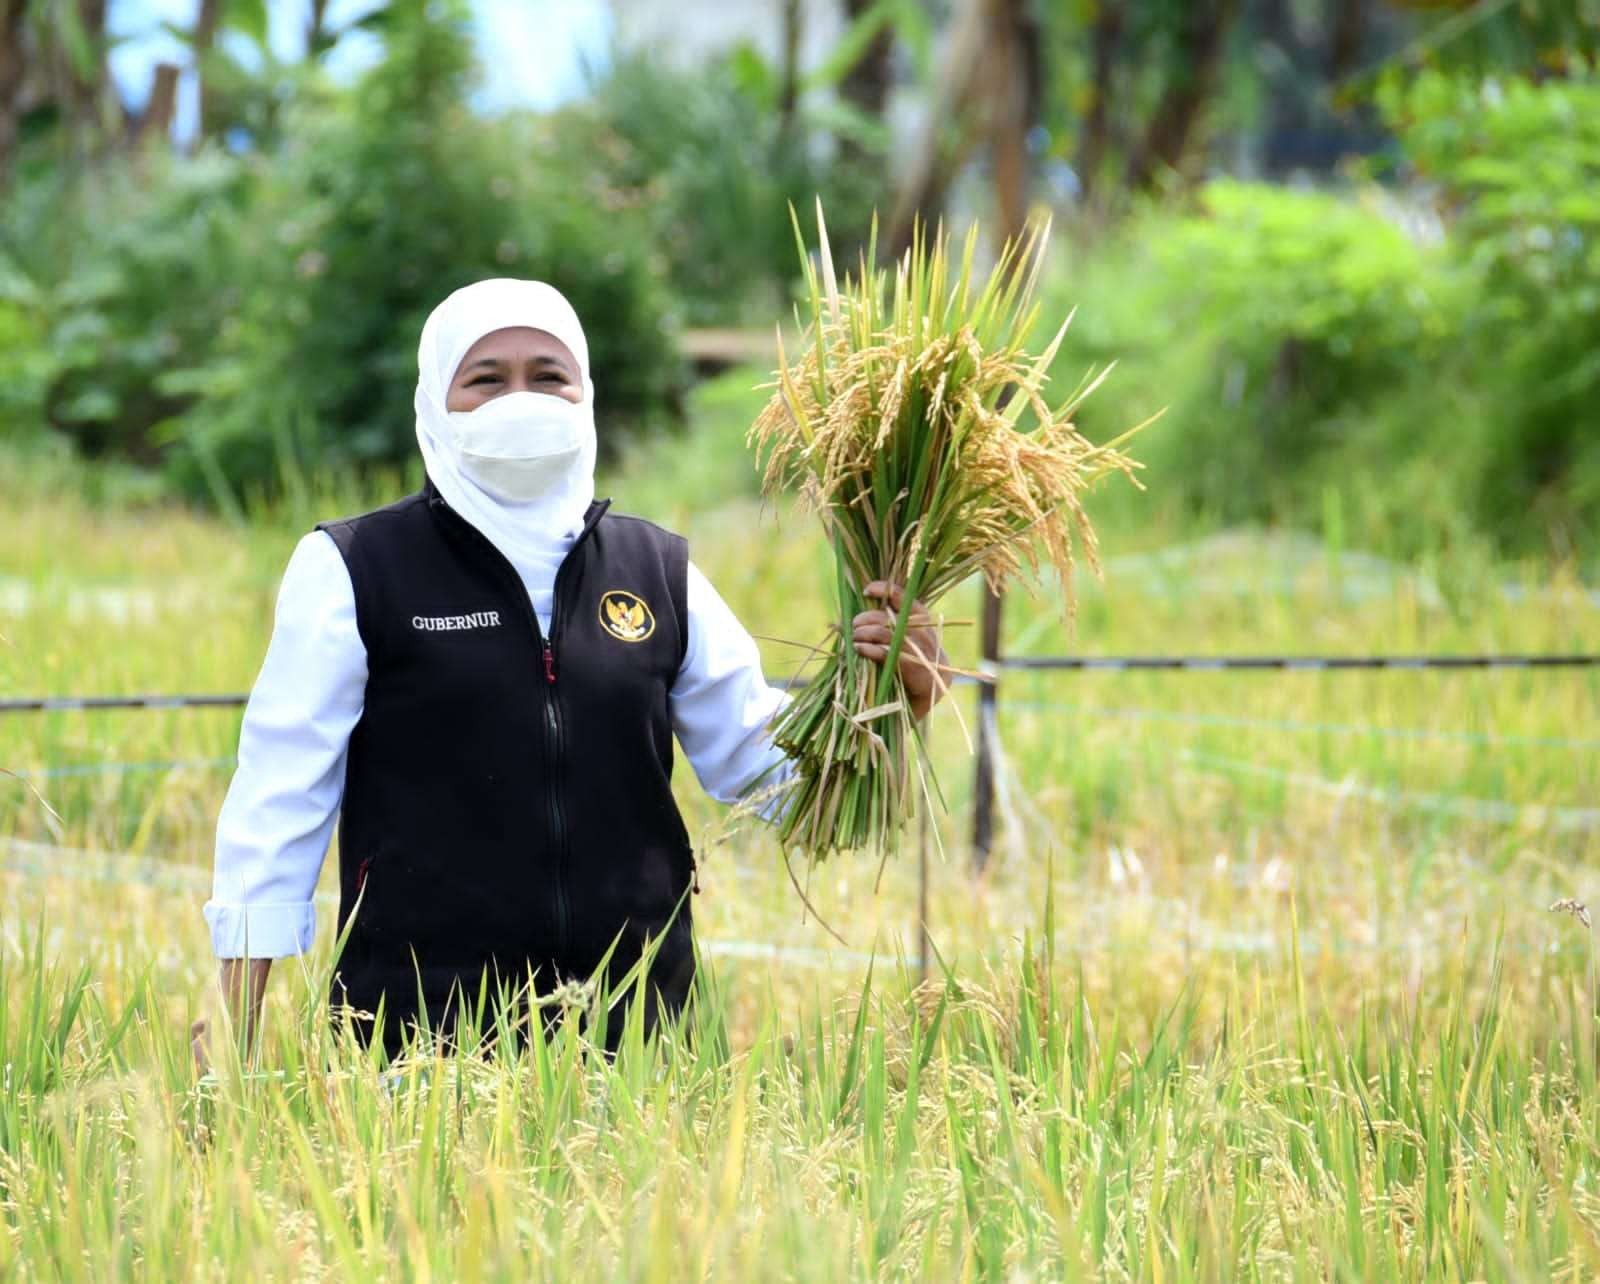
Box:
203;900;317;958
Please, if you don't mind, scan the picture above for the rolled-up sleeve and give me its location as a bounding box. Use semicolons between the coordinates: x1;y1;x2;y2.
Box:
670;561;792;807
203;531;366;958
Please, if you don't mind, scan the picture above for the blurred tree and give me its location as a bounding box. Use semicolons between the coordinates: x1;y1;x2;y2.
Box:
990;0;1041;242
1245;0;1409;176
307;0;333;56
57;0;109;128
1330;0;1370;78
162;0;682;501
207;0;391;149
1124;0;1241;191
180;0;356;143
908;0;1251;234
888;0;1042;253
1040;0;1599;217
571;3;899;322
810;0;932;252
0;0;116;179
1073;0;1123;202
777;0;800;143
838;0;896;166
191;0;224;135
2;0;683;500
0;0;27;180
0;0;321;179
131;64;181;145
1377;0;1599;79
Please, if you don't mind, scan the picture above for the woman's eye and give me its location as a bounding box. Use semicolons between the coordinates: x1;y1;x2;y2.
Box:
468;375;501;387
538;371;564;383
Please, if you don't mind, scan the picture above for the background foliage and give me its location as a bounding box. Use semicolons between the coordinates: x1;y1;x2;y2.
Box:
0;0;1596;561
1044;70;1600;567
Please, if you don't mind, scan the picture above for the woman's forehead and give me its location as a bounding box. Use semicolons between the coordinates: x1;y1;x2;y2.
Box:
453;326;578;377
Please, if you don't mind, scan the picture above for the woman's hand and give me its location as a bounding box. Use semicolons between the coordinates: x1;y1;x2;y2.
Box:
192;958;273;1077
853;581;950;721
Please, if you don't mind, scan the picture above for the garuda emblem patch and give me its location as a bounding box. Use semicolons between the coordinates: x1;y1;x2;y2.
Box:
599;590;656;643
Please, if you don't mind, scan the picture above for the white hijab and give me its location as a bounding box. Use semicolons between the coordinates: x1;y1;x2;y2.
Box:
414;279;598;587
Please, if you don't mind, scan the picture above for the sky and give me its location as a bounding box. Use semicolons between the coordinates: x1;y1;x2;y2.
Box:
108;0;614;135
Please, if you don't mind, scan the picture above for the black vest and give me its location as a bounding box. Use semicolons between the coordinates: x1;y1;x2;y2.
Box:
317;483;696;1047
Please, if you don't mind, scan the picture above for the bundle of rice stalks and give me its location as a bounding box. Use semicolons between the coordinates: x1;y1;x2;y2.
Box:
750;204;1144;860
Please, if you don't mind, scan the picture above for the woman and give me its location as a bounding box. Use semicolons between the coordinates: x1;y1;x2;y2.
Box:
200;278;946;1058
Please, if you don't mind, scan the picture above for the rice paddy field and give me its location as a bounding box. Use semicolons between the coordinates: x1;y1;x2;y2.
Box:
2;371;1599;1280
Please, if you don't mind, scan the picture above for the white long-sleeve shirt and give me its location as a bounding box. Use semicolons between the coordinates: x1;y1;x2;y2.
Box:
203;529;790;959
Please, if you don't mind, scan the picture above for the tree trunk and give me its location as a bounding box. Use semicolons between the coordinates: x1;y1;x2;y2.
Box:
192;0;224;138
1074;0;1124;203
1257;0;1324;174
775;0;801;146
1;0;118;177
1328;0;1367;80
839;0;894;164
307;0;331;58
65;0;108;124
1124;0;1240;192
987;0;1040;246
885;0;987;258
134;62;181;145
0;0;27;185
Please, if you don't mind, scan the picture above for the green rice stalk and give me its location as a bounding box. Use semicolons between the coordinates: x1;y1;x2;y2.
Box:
750;202;1144;861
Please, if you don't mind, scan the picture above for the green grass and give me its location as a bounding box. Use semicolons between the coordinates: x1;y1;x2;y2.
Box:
1;370;1598;1278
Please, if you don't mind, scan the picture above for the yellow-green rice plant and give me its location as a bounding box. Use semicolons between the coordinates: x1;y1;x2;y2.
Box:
750;204;1143;860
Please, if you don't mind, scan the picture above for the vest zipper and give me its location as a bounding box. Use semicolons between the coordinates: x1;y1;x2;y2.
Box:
426;490;611;960
542;502;609;956
543;673;569;953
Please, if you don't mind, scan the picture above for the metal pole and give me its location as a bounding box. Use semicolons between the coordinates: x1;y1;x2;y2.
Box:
971;585;1003;871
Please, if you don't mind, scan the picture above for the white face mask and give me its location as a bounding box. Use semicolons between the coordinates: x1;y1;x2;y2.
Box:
447;391;596;504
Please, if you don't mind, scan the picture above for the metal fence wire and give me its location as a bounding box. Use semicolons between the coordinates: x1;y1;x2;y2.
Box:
3;623;1597;866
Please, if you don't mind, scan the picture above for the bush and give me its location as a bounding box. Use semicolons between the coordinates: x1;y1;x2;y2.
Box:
167;1;685;505
1152;180;1456;512
1383;72;1600;560
1047;182;1459;531
0;151;253;460
1;0;686;507
1047;71;1600;572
